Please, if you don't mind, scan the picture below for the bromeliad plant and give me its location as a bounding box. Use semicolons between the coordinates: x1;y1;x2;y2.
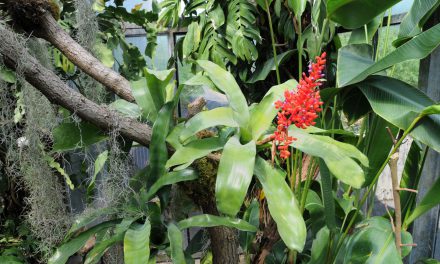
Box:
3;0;440;264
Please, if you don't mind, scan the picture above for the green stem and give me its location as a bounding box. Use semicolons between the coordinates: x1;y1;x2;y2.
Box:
265;0;281;84
356;117;368;147
381;8;393;59
292;148;299;192
336;114;426;255
297;16;303;80
300;158;316;213
318;18;329;53
364;24;369;44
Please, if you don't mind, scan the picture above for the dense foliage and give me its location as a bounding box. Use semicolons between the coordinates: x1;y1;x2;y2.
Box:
1;0;440;263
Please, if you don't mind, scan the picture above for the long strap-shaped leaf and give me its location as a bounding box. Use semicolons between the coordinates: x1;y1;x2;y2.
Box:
146;85;183;187
145;102;174;187
180;107;238;143
250;79;297;140
327;0;401;29
338;22;440;87
124;219;151;264
395;0;440;46
358;76;440;153
167;223;186;264
216;137;256;216
254;157;306;252
48;220;118;264
289;127;368;188
85;219;135;264
177;214;257;232
318;159;336;231
143;68;175;112
144;169;198;201
197;60;250;136
166;137;225;169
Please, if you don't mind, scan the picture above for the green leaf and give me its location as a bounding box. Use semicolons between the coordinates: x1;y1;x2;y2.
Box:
239;199;259;252
109;99;142;119
216;137;256;216
250;80;298;140
65;208;116;240
226;0;261;62
131;79;157;122
289;127;368;188
288;0;307;18
87;150;109;198
254;157;306;252
92;0;105;12
394;0;440;47
166;137;225;169
336;217;413;263
124;219;151;264
400;141;423;220
421;104;440;116
145;102;174;187
363;115;398;186
256;0;273;11
0;256;23;264
183;22;201;58
318;159;336;230
327;0;401;29
338;23;440;87
336;44;374;88
197;60;250;132
144;169;198;200
143;68;175;113
308;227;330;264
52;122;107;152
166;123;185;150
49;221;117;264
348;14;383;44
45;155;74;190
94;42;114;68
167;223;186;264
0;66;16;83
177;214;257;232
85;219;135;264
179;107;238;143
358;76;440;153
246;50;296;83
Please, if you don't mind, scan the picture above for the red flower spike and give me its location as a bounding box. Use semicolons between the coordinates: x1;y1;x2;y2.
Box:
273;52;326;159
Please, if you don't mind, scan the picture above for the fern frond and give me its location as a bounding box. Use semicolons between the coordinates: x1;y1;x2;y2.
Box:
226;0;261;62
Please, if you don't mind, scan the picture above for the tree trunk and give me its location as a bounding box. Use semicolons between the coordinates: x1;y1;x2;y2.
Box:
0;23;150;145
35;12;135;102
202;200;240;264
185;157;240;264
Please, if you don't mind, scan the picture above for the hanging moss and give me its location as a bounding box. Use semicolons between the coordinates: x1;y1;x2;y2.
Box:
74;0;107;104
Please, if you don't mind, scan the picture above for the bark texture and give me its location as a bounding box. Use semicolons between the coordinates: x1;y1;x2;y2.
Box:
186;158;240;264
35;12;135;102
0;24;150;145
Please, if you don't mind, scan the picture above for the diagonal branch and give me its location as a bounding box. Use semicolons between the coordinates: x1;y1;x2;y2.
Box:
0;23;149;145
34;12;135;102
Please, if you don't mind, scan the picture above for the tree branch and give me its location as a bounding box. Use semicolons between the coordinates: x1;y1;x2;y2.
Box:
0;23;150;146
34;12;135;102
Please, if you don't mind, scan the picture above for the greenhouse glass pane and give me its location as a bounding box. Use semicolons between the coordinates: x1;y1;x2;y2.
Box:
377;25;419;87
114;34;170;70
107;0;161;11
175;35;228;117
391;0;413;15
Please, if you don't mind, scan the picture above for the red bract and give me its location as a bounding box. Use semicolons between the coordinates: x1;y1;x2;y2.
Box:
273;52;326;159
